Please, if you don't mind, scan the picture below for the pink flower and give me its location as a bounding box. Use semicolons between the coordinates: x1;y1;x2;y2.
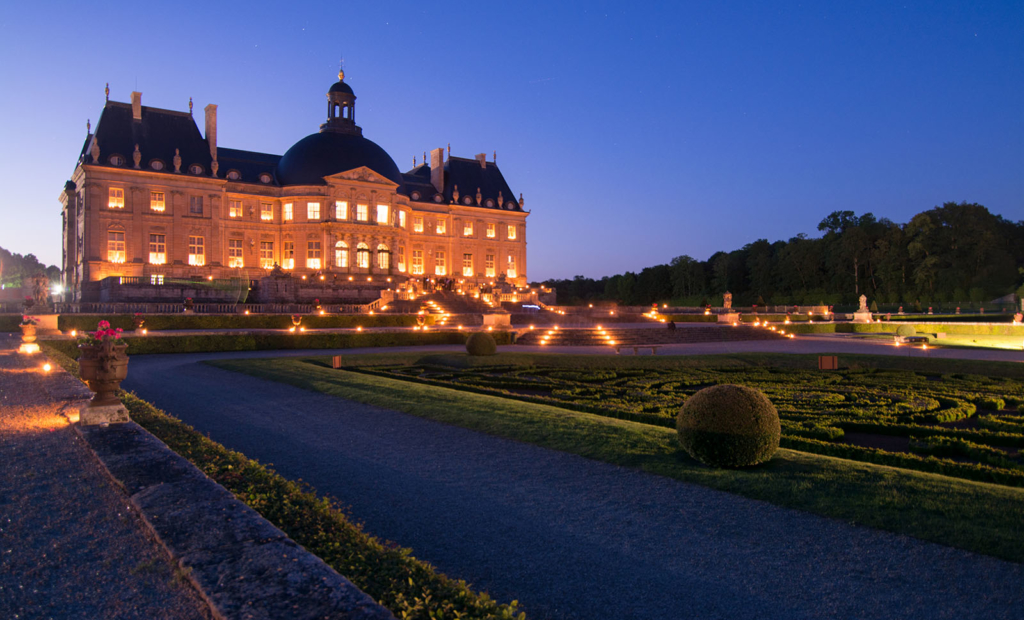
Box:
98;320;111;329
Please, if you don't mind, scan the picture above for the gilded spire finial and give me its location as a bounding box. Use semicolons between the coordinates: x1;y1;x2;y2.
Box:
493;150;497;163
188;97;193;114
447;143;451;156
413;156;417;167
104;83;109;102
86;119;91;134
338;56;345;81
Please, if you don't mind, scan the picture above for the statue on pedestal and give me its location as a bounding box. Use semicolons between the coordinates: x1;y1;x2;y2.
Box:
723;292;732;309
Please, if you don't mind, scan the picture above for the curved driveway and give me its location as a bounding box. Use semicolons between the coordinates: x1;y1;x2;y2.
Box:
123;344;1024;620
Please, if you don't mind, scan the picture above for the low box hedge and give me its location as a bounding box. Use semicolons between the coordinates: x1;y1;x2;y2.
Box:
0;314;23;332
843;322;1024;337
58;313;436;332
784;323;837;334
662;314;718;323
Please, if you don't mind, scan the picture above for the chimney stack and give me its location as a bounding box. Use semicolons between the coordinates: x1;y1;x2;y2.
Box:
131;91;142;121
475;153;487;169
204;104;218;161
430;147;444;193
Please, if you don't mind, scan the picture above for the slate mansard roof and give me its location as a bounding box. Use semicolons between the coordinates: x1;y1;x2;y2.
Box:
400;157;522;212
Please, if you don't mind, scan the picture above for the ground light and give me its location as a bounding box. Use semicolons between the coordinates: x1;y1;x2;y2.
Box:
357;326;363;332
42;362;52;372
141;328;148;335
245;310;250;315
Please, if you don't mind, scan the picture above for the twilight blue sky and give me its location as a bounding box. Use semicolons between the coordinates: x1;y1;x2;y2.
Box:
1;1;1021;281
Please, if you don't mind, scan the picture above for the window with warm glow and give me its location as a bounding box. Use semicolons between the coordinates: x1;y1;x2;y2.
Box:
283;203;293;221
507;225;517;240
229;200;242;218
356;204;368;221
335;241;348;268
397;246;406;272
486;223;495;238
150;192;165;212
377;244;390;269
507;254;517;279
413;216;423;232
283;241;294;269
149;234;166;265
260;241;274;269
228;239;244;268
107;231;125;263
411;249;423;275
463;222;473;236
307;202;320;221
150;274;164;285
261;202;273;221
356;243;369;268
462;253;473;277
189;195;203;215
335;201;347;220
108;187;124;209
485;254;495;277
398;211;406;228
434;250;446;276
435;219;446;234
188;236;205;266
376;204;389;225
306;241;321;269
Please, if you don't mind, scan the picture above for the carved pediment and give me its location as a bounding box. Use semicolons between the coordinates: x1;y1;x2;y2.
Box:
326;167;397;186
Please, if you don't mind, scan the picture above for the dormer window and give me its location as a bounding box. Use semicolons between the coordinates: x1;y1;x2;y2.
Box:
109;154;125;166
411;191;421;201
259;173;272;184
189;164;203;175
150;160;165;171
227;170;241;180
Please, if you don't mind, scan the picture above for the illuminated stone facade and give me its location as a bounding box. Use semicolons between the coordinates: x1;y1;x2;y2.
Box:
60;73;528;303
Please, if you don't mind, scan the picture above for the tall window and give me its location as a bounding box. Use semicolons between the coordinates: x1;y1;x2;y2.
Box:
260;241;274;269
150;274;164;285
507;254;517;278
307;202;320;220
188;236;205;266
108;187;124;209
435;219;446;234
228;239;244;268
283;241;295;269
189;195;203;215
261;202;273;221
463;221;473;236
335;241;348;268
485;254;495;277
376;204;389;225
356;204;368;222
397;246;406;272
335;201;348;220
107;231;125;263
486;223;496;238
306;241;322;269
283;203;293;221
229;199;242;218
411;249;423;275
413;216;423;233
356;243;370;268
462;253;473;277
434;250;446;276
398;211;406;228
148;234;166;265
150;192;165;212
507;225;517;240
377;244;390;269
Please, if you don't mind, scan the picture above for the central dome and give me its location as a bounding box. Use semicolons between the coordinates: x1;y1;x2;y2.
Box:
275;131;403;186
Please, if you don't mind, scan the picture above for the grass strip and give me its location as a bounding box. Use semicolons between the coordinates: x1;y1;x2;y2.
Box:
209;356;1024;564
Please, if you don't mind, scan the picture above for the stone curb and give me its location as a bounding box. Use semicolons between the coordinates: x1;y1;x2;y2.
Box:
40;357;396;620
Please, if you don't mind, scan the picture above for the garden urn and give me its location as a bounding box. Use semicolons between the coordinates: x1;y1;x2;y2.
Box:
20;324;37;344
78;340;130;408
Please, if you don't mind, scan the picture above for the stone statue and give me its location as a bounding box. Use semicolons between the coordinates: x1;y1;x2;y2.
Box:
173;148;182;173
453;185;459;202
132;144;141;169
858;295;868;312
475;188;482;205
30;273;50;309
723;292;732;309
90;137;100;164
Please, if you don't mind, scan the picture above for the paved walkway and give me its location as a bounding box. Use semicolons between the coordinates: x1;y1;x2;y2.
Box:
123;346;1024;620
0;336;211;620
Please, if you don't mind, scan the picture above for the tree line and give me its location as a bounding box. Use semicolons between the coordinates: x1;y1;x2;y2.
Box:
541;202;1024;308
0;246;60;289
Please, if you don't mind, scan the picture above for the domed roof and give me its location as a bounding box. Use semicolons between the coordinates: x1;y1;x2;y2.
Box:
275;131;403;186
328;80;354;95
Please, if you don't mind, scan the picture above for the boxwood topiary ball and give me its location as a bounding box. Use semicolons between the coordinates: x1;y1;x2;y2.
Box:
466;331;497;356
896;324;916;338
677;384;781;468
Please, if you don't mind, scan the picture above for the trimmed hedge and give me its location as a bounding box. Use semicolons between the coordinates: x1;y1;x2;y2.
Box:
466;332;497;356
677;384;781;468
0;314;23;332
784;323;837;334
844;322;1024;337
662;314;718;323
896;325;917;338
58;313;436;332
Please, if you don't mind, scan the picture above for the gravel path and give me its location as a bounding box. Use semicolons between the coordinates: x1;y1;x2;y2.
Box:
0;338;211;620
124;349;1024;620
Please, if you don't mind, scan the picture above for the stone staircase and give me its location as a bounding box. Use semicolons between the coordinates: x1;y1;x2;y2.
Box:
514;325;787;347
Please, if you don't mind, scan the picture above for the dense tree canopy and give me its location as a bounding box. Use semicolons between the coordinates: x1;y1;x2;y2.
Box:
541;203;1024;308
0;246;60;289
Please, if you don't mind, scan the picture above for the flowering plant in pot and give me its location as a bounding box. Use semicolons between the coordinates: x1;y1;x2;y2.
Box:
183;297;194;312
77;320;130;408
23;296;33;311
19;316;38;343
133;312;145;331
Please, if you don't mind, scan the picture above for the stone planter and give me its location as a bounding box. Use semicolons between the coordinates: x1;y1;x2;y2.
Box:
20;324;37;343
77;341;130;424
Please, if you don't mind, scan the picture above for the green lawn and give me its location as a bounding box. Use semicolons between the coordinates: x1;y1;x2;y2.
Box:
210;353;1024;564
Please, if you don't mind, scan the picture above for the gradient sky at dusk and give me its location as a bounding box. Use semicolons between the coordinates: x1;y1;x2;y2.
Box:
1;1;1020;281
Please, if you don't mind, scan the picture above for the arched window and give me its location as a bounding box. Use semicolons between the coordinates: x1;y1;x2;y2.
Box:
356;242;369;269
335;240;348;269
377;244;390;269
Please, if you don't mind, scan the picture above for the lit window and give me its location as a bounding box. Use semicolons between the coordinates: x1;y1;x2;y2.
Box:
150;192;165;212
507;225;517;240
413;216;424;233
283;241;294;269
411;249;423;275
307;202;320;220
377;244;390;269
261;202;273;221
228;239;244;268
486;223;495;238
397;246;406;272
189;196;203;215
260;241;274;269
485;254;495;278
148;234;166;265
335;201;347;220
188;236;205;266
229;200;242;218
376;204;389;225
356;243;369;268
107;231;125;263
463;253;473;277
108;188;124;209
150;274;164;285
307;241;321;269
335;241;348;268
435;250;446;276
398;211;406;228
463;222;473;236
507;254;517;278
356;204;368;221
436;219;446;234
283;203;293;221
